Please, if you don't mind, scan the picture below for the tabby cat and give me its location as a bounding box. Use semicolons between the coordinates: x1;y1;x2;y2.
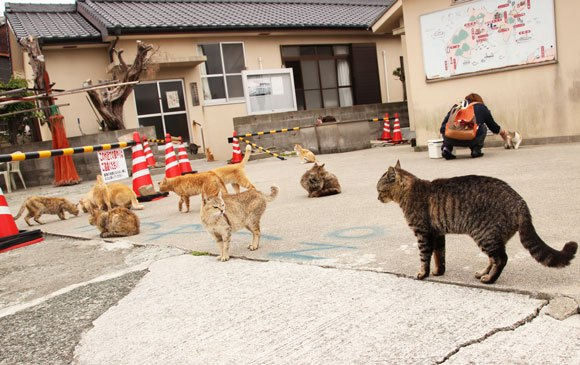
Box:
300;163;341;198
159;171;227;212
88;206;140;238
376;161;577;284
212;144;256;193
294;144;316;163
14;196;79;226
201;186;279;262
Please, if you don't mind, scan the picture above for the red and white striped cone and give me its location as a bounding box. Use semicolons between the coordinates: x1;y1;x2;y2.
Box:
164;133;182;178
177;137;194;174
230;131;243;164
131;132;155;197
141;135;156;168
391;113;405;144
379;113;392;141
0;187;43;253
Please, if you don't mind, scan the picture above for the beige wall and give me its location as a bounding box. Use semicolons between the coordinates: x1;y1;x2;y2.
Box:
402;0;580;146
119;34;403;160
11;33;402;160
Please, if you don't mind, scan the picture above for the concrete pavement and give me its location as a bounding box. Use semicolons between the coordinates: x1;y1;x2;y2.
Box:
1;142;579;364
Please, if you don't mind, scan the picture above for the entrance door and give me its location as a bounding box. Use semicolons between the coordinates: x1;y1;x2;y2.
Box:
134;80;190;142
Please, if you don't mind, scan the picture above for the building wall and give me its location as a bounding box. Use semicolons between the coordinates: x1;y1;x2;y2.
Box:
9;32;403;161
402;0;580;147
116;33;404;160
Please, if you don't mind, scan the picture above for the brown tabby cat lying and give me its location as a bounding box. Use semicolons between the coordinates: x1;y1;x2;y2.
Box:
376;161;577;284
211;144;255;193
201;186;279;261
159;171;227;212
88;206;140;238
300;163;341;198
14;196;79;226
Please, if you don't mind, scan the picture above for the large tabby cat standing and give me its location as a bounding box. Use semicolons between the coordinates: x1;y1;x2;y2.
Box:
300;163;341;198
201;186;279;261
376;161;577;284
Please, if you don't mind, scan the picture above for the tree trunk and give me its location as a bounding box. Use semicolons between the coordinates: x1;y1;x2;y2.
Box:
86;41;154;130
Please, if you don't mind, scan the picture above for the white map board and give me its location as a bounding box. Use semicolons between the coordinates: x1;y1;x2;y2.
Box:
420;0;556;80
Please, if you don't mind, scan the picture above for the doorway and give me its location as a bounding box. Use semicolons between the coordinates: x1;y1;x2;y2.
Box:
133;79;190;142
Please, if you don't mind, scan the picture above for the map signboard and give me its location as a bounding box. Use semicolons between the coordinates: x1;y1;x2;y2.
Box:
420;0;556;80
97;149;129;183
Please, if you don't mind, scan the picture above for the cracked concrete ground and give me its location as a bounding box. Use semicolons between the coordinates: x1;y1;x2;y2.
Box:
1;143;579;364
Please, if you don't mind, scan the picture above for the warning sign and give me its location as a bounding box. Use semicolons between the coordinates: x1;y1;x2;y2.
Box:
97;149;129;183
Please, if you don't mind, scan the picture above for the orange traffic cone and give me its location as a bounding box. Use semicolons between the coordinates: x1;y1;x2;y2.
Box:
230;131;243;164
379;113;391;141
141;135;156;168
0;187;43;253
177;137;195;175
391;113;405;144
164;133;182;178
132;132;167;202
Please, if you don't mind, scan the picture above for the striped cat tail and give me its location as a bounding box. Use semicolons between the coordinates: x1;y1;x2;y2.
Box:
518;207;577;268
12;198;28;220
264;185;279;202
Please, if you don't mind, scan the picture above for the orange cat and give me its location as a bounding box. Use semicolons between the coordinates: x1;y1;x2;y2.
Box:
159;171;227;212
294;144;316;163
79;175;143;212
211;144;255;193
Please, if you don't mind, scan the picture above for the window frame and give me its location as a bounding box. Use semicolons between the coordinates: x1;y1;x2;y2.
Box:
198;41;247;106
280;44;353;110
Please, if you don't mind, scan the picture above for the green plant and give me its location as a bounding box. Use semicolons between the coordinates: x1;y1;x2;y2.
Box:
0;77;42;146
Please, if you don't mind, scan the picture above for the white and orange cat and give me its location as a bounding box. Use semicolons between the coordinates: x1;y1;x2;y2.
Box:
294;144;316;163
211;144;256;193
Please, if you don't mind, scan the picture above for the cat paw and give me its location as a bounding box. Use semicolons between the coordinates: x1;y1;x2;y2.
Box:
432;266;446;276
479;274;495;284
247;244;258;251
217;255;230;262
416;271;429;280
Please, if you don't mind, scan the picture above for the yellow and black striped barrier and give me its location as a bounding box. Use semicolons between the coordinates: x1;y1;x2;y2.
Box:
228;127;301;143
368;117;389;122
238;137;286;161
0;141;136;163
146;136;182;144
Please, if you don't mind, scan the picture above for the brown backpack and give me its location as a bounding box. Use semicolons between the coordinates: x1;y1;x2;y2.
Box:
444;101;480;140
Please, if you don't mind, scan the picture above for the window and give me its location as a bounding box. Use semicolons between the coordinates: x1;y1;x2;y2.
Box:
198;42;246;103
281;45;353;110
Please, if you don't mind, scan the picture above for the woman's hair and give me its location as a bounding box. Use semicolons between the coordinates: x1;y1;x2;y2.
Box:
465;93;484;104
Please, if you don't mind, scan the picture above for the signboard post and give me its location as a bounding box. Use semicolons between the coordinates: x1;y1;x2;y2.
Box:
97;149;129;183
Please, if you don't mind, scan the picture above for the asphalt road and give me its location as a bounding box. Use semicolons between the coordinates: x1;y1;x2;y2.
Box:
1;142;579;364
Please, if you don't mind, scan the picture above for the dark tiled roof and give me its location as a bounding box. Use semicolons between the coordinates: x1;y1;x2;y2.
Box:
77;0;395;34
5;3;101;43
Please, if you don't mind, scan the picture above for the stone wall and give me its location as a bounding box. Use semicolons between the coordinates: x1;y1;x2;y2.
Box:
0;126;156;187
233;102;408;153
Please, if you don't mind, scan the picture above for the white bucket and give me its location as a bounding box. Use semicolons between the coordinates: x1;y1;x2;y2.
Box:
427;139;443;159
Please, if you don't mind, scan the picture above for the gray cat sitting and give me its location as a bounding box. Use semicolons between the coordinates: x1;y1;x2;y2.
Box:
300;163;341;198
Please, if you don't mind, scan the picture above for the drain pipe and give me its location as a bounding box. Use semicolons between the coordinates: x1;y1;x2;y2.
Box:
382;50;391;102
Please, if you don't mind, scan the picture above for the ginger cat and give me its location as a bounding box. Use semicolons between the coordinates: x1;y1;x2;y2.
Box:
201;186;279;261
294;144;316;163
211;144;255;193
89;206;140;238
14;196;79;226
79;175;143;213
159;171;227;213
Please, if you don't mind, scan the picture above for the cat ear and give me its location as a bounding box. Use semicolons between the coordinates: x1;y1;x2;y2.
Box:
387;166;396;181
394;160;401;170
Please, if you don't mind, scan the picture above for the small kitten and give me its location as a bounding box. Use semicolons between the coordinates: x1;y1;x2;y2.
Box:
159;171;227;212
504;131;523;149
300;163;341;198
212;144;256;193
88;206;140;238
294;144;316;163
14;196;79;226
201;186;279;261
376;161;577;284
